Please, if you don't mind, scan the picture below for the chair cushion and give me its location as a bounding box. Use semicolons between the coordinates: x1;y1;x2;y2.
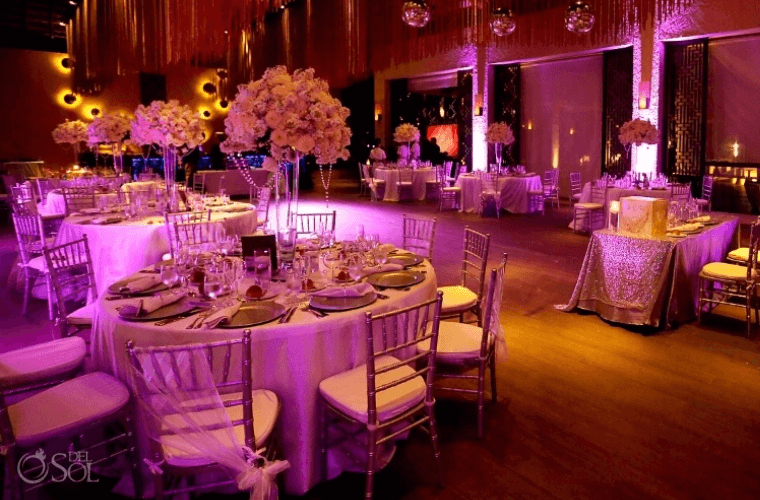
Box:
442;187;461;192
0;337;86;390
9;372;130;447
728;247;749;263
26;256;47;272
416;321;485;363
319;355;425;423
695;199;709;206
160;390;279;467
574;203;604;210
572;193;582;200
701;262;750;281
438;285;478;314
397;182;413;186
527;190;544;196
67;302;96;326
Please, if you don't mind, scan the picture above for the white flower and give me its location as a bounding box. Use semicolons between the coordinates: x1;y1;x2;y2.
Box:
262;157;279;172
486;122;515;145
52;120;88;145
393;124;420;143
619;119;659;146
131;100;203;149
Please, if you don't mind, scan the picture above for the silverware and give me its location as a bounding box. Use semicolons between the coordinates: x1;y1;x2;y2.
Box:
299;302;325;318
105;293;155;301
279;306;297;324
155;308;202;326
186;310;214;329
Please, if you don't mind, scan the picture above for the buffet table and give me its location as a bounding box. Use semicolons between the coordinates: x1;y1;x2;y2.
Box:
196;169;271;196
558;215;739;327
55;202;257;293
91;259;438;495
570;183;672;231
455;173;542;214
374;167;435;201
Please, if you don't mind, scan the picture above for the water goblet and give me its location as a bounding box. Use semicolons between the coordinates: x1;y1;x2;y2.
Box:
160;264;179;288
254;249;272;289
204;268;224;300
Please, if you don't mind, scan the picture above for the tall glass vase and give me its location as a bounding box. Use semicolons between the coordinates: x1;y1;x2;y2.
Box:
289;152;301;228
494;144;503;173
162;146;177;192
112;142;124;176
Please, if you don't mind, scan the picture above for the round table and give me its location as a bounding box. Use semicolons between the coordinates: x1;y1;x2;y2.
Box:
374;168;436;201
92;259;437;495
55;202;258;293
455;173;542;214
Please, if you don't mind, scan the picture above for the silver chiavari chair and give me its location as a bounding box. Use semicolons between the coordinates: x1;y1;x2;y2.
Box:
43;236;99;338
573;180;607;234
427;254;507;438
36;178;58;204
670;182;691;203
165;210;212;259
438;227;491;324
319;292;444;500
695;176;714;212
437;166;461;211
397;168;414;202
570;172;583;206
698;220;760;338
479;172;501;218
296;211;336;238
543;169;561;209
62;186;96;215
174;220;223;250
126;329;281;498
12;213;54;318
10;184;36;215
402;214;437;262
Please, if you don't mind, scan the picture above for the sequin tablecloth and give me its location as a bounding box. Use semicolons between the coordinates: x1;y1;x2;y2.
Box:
558;216;739;327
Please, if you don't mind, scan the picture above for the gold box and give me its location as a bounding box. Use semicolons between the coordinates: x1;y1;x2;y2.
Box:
619;196;668;237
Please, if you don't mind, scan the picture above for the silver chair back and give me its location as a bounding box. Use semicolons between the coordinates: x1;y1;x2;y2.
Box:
296;211;336;237
402;214;437;261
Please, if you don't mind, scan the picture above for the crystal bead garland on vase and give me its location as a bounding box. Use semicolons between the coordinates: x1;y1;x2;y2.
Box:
162;146;179;212
493;143;503;174
112;142;124;176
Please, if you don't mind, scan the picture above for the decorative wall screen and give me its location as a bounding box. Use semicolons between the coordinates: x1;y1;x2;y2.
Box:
493;64;521;165
662;39;708;182
457;70;473;169
601;47;633;176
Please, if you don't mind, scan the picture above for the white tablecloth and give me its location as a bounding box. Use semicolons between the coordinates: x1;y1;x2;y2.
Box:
455;173;542;214
37;190;121;216
570;183;672;231
55;203;257;293
91;260;438;495
374;168;436;201
121;181;163;194
196;169;271;196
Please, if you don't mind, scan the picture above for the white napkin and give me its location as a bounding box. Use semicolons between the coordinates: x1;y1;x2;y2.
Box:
91;216;122;225
203;302;242;329
120;275;161;293
360;263;403;278
312;282;375;298
377;244;395;254
122;289;185;316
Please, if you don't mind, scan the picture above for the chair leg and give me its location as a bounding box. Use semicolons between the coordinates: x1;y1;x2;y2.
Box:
697;278;703;324
22;268;31;316
46;273;55;321
426;401;444;488
490;354;497;403
319;398;328;482
477;362;486;439
747;287;753;338
365;427;377;500
123;408;144;500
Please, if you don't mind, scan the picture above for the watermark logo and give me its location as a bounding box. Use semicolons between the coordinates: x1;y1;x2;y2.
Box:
17;449;99;484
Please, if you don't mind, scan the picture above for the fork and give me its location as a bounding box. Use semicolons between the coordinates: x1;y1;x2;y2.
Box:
186;310;214;329
299;302;325;318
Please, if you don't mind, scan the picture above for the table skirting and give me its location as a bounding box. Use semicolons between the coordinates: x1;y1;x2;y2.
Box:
558;216;739;327
455;173;541;214
374;168;435;202
54;203;258;294
91;261;438;495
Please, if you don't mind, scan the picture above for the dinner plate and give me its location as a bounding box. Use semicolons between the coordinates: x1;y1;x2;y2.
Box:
217;302;286;328
389;254;424;267
310;291;377;311
366;270;425;288
108;277;171;295
118;296;196;321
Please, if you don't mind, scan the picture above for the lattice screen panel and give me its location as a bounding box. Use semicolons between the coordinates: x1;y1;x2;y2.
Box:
602;47;633;176
493;64;521;166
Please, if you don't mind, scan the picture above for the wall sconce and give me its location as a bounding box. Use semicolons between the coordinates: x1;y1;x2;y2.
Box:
374;103;382;122
638;81;651;110
89;107;100;117
732;141;740;159
61;57;72;69
63;93;77;105
202;82;217;95
219;100;229;109
439;105;445;118
474;94;484;116
200;108;212;119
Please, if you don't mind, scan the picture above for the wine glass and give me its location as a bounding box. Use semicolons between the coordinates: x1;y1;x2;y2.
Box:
321;250;344;284
348;254;364;282
254;249;271;289
375;247;389;265
204;268;224;300
160;264;179;288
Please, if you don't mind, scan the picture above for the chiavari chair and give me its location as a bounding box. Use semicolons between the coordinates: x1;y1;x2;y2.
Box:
479;172;501;218
10;184;36;215
359;163;371;197
36;178;58;205
695;176;714;212
570;172;583;206
402;214;437;261
543;169;561;209
425;254;507;438
573;180;607;234
670;182;691;203
296;211;336;238
437;166;461;211
165;210;212;259
192;172;206;194
319;293;444;499
698;220;760;337
0;337;86;397
174;220;223;250
396;168;414;202
43;236;99;338
126;329;281;498
12;213;54;318
62;186;96;215
438;227;491;324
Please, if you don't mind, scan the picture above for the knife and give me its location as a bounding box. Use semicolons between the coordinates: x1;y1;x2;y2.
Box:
154;307;203;326
279;306;296;324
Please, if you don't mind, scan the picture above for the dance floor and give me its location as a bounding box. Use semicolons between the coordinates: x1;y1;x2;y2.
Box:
3;182;760;500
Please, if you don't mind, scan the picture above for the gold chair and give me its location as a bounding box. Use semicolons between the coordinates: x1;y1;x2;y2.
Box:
479;172;501;218
402;214;437;261
61;186;96;215
165;210;212;259
296;211;337;238
438;227;491;324
573;180;607;234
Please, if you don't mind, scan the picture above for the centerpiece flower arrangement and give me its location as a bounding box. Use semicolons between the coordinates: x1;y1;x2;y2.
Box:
618;118;658;149
52;120;89;175
131;100;204;191
87;112;132;174
222;65;351;226
393;123;420;144
486;122;515;172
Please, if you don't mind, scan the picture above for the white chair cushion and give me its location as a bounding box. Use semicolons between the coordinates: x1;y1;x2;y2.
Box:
9;372;130;447
701;262;750;281
397;182;413;186
160;390;279;467
67;302;96;326
416;321;486;363
572;193;582;200
25;256;47;272
0;337;86;389
442;187;461;192
574;203;604;210
728;247;749;262
695;199;709;206
319;355;425;423
438;285;478;314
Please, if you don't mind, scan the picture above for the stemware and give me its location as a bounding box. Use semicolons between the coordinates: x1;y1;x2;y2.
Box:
160;264;179;288
204;267;224;300
321;249;344;283
254;249;272;289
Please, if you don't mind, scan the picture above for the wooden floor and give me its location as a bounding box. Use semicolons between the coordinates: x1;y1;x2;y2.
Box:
3;178;760;500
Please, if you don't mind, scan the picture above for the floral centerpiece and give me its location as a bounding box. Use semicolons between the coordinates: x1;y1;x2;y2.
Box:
52;120;89;171
486;122;515;172
222;66;351;229
88;112;132;174
618;118;658;148
131;100;204;191
393;123;420;144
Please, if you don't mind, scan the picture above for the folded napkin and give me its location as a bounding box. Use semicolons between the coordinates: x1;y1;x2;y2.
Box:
313;282;375;298
360;263;403;278
91;216;122;225
377;244;395;254
203;302;242;329
691;215;711;223
120;275;161;293
121;289;185;316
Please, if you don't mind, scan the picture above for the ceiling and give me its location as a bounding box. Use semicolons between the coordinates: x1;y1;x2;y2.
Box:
0;0;79;53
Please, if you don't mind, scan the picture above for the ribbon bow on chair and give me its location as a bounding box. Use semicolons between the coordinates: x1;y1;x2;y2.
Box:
237;446;291;500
